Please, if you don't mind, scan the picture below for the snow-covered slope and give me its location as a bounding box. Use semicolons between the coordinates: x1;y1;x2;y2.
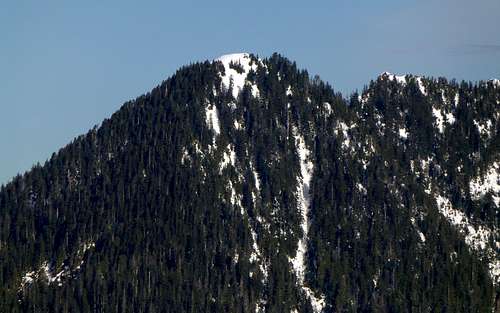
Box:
215;53;260;98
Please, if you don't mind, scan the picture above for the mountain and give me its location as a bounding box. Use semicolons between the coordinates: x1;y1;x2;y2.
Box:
0;53;498;312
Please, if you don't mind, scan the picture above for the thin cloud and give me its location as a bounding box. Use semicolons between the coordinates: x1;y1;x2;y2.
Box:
447;44;500;56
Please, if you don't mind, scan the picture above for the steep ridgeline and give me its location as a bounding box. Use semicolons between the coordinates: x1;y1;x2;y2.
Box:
0;53;498;312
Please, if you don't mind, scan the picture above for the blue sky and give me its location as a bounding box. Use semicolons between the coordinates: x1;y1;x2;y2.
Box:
1;0;499;184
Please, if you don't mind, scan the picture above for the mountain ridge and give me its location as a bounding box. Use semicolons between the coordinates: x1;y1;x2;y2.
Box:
0;53;498;312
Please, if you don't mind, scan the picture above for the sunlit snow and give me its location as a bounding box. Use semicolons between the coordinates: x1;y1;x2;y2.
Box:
382;72;406;84
416;77;427;95
435;195;499;284
19;241;95;291
469;161;499;207
381;72;428;95
215;53;259;99
290;128;325;313
399;128;408;139
205;104;221;135
432;107;454;133
473;120;493;139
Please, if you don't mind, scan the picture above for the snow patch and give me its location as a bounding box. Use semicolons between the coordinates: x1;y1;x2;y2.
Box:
220;144;236;172
410;217;426;242
20;271;36;289
374;112;385;135
233;119;243;130
290;128;325;313
454;92;460;106
246;161;267;302
381;72;428;95
303;287;326;313
290;132;313;282
248;217;268;301
249;225;267;279
323;102;332;115
215;53;259;99
227;180;242;213
42;262;66;286
356;183;367;195
19;241;95;292
382;72;407;84
398;127;408;139
432;107;454;133
445;111;455;125
473;120;493;139
416;77;427;95
205;104;221;135
469;161;500;207
205;104;221;151
79;241;95;255
253;168;261;192
336;122;356;151
181;147;190;165
250;161;261;204
410;156;435;195
432;107;445;133
435;195;499;283
359;92;371;106
227;101;237;110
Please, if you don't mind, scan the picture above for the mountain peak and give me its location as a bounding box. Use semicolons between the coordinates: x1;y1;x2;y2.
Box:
214;53;259;98
2;53;499;312
379;71;428;95
214;52;251;63
379;71;408;84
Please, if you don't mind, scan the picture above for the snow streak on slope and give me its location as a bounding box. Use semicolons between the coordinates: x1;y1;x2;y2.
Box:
215;53;259;98
205;103;221;152
413;155;499;284
248;160;268;313
291;129;325;313
290;132;313;282
20;241;95;292
410;217;426;242
469;161;500;207
220;144;236;172
416;77;427;95
205;104;221;135
435;195;499;284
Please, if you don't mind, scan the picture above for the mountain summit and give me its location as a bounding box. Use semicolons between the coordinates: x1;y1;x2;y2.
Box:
215;53;254;90
1;53;499;312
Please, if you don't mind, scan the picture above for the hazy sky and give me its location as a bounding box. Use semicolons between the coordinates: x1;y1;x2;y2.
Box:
1;0;499;184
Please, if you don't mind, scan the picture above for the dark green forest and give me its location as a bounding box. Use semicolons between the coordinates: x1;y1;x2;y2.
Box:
0;53;498;312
